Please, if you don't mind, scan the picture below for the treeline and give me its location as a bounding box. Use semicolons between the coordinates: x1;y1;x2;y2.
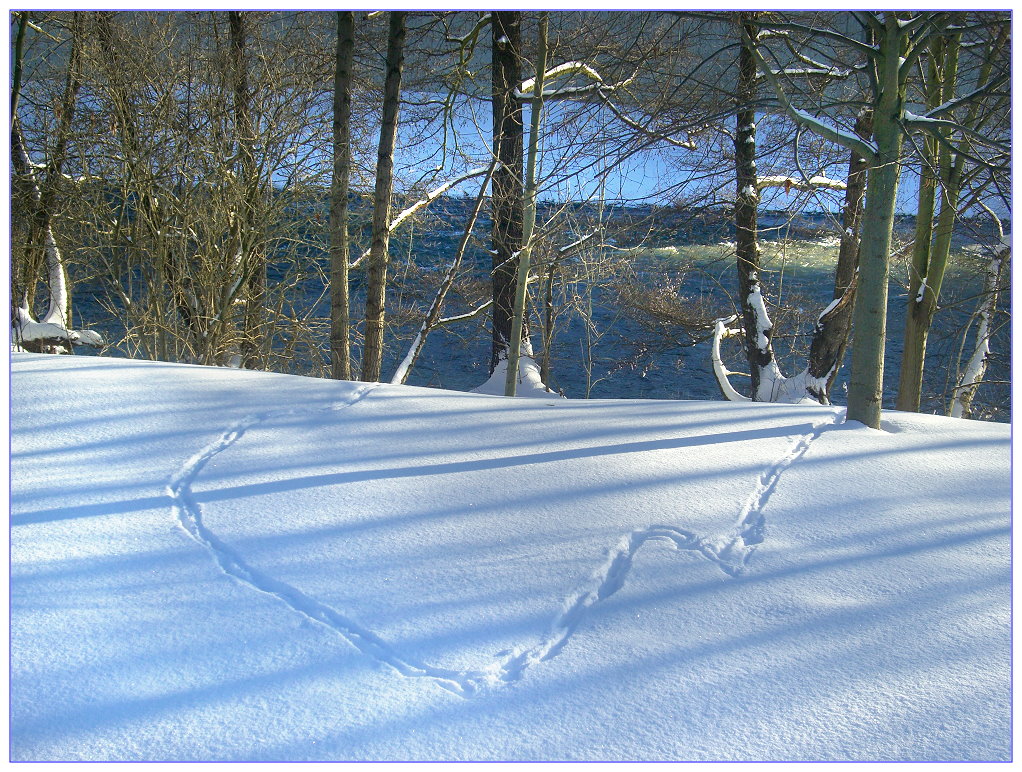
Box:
11;11;1010;424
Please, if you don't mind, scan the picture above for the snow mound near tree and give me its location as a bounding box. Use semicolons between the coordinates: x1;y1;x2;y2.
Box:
471;354;559;397
10;353;1009;761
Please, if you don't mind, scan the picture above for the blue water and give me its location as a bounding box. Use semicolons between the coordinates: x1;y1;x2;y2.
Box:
72;201;1011;422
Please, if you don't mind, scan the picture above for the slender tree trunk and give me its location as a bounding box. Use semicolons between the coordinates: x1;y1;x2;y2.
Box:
330;11;354;380
847;15;907;429
361;11;406;382
949;244;1006;419
807;108;873;401
505;12;547;396
896;32;965;412
734;13;778;401
489;10;526;373
230;12;265;370
540;263;555;386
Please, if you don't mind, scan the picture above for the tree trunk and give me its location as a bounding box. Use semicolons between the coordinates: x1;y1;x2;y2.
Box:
330;11;354;381
734;13;778;401
230;12;265;370
949;244;1006;419
505;12;547;396
361;11;406;382
846;15;907;429
806;108;873;401
489;10;526;373
896;32;964;412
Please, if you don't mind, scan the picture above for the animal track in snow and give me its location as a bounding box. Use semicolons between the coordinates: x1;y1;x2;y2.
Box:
168;389;837;697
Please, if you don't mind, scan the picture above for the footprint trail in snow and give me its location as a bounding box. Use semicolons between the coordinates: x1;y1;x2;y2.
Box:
168;388;838;697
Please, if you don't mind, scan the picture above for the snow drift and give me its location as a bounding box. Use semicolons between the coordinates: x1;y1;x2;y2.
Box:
9;353;1010;761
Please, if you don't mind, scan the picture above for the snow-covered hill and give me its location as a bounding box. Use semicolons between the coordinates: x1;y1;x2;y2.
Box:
9;353;1010;761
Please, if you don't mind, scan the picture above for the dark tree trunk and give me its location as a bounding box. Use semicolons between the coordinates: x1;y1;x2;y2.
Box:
734;13;774;400
361;11;406;382
806;108;873;401
489;10;526;373
230;12;265;370
330;11;354;381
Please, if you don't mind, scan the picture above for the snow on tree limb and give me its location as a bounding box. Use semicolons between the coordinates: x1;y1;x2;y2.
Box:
710;317;751;402
389;166;490;231
515;61;634;100
757;175;847;193
788;109;878;164
437;301;492;326
767;66;849;79
390;160;497;384
350;166;491;269
745;32;878;164
558;231;599;254
517;61;602;97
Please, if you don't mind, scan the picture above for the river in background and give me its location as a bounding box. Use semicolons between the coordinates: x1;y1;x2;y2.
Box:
76;200;1011;422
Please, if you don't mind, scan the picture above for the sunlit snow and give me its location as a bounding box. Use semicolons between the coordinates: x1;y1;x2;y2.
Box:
10;353;1009;761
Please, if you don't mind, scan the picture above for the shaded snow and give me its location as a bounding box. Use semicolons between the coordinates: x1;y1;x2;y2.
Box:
9;354;1010;761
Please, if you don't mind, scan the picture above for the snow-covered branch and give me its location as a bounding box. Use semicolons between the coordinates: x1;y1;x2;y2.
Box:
558;231;599;255
390;167;490;231
390;160;498;385
351;166;491;269
757;175;847;193
710;317;751;403
515;61;634;101
437;300;492;327
767;66;849;79
789;109;879;164
745;30;878;164
517;61;602;97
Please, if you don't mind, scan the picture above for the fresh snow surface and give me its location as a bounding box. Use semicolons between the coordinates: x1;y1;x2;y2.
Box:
10;353;1010;762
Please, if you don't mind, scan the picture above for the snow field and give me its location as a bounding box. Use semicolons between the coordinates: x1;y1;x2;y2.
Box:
10;353;1010;761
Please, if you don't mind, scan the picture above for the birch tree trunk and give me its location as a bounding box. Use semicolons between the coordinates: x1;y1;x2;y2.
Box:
489;10;526;374
361;11;406;382
11;12;77;339
330;11;355;381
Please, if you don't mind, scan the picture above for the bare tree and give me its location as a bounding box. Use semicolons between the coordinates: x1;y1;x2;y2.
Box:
10;12;102;352
896;21;1010;411
749;11;1009;427
361;11;406;382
